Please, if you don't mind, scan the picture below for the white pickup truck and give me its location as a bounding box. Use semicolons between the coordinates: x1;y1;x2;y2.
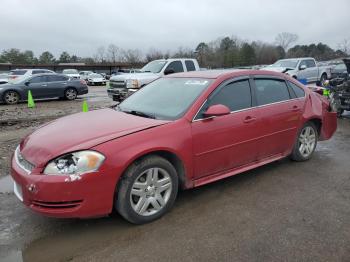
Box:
261;57;331;84
107;58;200;101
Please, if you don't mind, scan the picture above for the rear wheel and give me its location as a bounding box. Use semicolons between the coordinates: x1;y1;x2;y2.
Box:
3;91;20;105
290;122;318;161
115;156;178;224
64;88;77;100
320;73;327;84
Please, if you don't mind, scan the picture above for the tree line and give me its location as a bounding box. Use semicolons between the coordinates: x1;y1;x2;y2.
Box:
0;33;348;68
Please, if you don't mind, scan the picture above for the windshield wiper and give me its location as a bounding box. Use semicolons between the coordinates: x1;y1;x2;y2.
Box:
123;110;156;119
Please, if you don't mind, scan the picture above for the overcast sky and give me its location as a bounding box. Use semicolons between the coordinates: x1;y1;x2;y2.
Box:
1;0;349;57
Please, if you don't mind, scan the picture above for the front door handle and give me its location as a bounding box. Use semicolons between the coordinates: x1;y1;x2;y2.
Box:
41;84;47;87
243;116;256;123
292;105;299;111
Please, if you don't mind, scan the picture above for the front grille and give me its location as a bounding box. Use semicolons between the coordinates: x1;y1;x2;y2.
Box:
15;146;35;173
31;200;82;209
110;80;126;88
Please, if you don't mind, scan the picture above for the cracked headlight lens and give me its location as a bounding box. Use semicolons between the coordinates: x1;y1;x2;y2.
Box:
44;151;105;175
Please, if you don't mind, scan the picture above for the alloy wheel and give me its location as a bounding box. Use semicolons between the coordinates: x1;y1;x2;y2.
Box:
65;89;77;100
4;91;19;104
130;167;172;217
298;126;316;158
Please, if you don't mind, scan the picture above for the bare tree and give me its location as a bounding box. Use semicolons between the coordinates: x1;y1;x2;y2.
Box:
338;38;350;55
107;44;120;64
275;32;298;51
145;48;164;62
122;49;143;64
94;46;105;63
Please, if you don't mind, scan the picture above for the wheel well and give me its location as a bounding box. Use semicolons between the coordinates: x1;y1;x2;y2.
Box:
65;86;77;92
129;151;187;190
308;118;322;137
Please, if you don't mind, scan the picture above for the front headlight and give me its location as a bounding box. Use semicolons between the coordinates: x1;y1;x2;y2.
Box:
126;79;140;89
44;151;105;175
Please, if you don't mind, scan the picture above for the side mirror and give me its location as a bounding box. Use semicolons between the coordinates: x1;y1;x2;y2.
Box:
25;81;30;86
204;104;230;118
164;68;175;75
299;65;307;70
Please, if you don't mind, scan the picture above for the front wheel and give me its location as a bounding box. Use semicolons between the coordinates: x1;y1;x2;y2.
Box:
290;122;318;161
3;91;20;105
116;156;178;224
64;88;77;100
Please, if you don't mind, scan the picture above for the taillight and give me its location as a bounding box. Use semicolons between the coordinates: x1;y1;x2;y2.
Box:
80;79;86;85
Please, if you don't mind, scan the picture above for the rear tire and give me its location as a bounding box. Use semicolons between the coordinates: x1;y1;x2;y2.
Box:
115;155;178;224
3;90;20;105
64;88;77;100
290;122;318;162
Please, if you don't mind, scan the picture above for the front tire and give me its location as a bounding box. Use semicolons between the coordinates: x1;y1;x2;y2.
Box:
290;122;318;161
3;90;20;105
116;156;178;224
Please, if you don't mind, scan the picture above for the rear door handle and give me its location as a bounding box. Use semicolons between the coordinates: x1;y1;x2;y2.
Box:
243;116;257;123
41;84;47;87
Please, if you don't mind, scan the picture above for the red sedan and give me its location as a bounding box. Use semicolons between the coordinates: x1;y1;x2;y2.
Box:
11;70;337;224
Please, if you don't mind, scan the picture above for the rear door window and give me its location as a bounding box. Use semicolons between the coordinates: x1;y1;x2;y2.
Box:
185;60;196;71
254;78;290;106
165;61;184;73
47;75;68;82
29;76;47;83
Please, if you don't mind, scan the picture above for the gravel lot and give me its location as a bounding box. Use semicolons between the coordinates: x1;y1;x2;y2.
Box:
0;86;349;262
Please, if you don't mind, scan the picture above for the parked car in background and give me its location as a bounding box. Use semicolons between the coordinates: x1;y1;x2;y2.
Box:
62;69;80;79
108;58;200;101
261;57;331;84
79;71;94;81
0;73;88;105
330;63;348;79
0;73;9;84
8;69;55;80
10;69;337;224
86;73;106;85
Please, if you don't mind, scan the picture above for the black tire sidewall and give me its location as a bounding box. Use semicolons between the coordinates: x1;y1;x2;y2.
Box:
116;156;178;224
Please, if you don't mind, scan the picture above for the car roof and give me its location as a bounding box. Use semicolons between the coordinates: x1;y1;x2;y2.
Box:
166;69;286;79
29;73;67;77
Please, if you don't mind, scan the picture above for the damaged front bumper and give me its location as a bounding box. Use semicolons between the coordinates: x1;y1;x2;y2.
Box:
10;155;116;218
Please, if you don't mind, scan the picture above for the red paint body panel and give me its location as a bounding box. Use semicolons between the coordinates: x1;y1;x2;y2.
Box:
11;70;337;218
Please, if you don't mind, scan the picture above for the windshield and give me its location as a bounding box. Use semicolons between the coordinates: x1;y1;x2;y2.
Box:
270;60;298;68
141;60;167;73
118;78;212;120
89;73;102;78
63;69;78;74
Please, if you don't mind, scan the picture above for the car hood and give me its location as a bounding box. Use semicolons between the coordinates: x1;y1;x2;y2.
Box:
110;72;159;81
20;108;170;168
261;66;295;73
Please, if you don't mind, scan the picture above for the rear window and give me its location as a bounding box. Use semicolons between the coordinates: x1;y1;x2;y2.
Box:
10;70;27;75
